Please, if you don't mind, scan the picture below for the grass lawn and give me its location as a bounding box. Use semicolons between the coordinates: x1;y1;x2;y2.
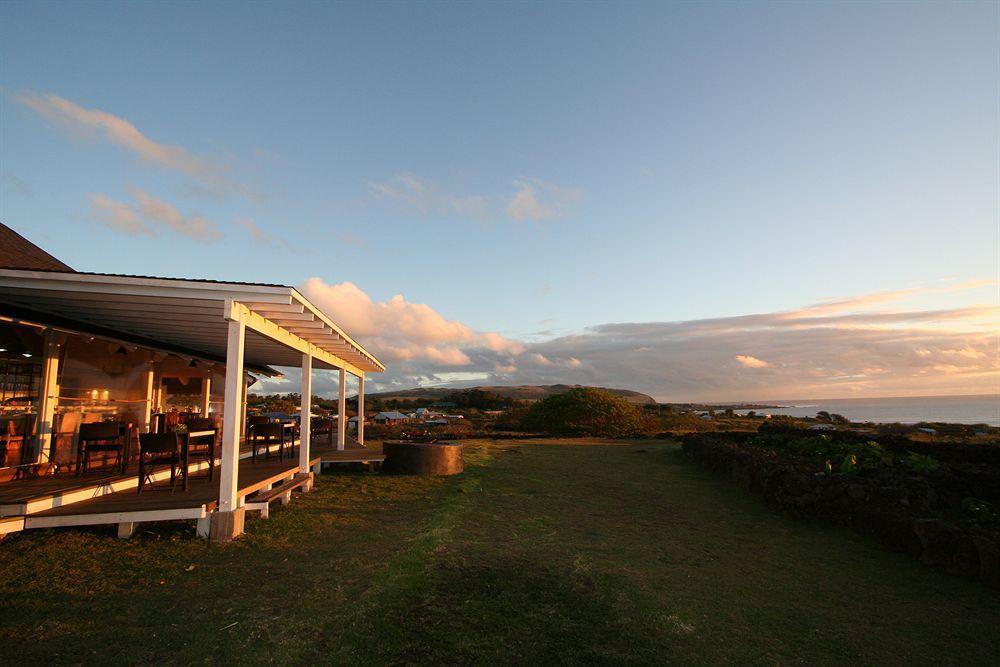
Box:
1;439;998;665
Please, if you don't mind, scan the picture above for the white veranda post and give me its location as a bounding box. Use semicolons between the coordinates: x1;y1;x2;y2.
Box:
139;363;155;433
35;330;62;464
357;374;365;446
337;368;346;450
299;353;312;474
219;316;246;514
240;374;249;440
201;374;212;415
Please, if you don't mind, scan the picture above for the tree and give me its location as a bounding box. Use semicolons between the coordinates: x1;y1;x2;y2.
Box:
520;387;644;437
443;389;510;410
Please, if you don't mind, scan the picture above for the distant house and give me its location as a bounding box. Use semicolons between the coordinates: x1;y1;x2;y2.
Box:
918;427;937;435
373;411;410;424
415;407;431;417
809;424;836;431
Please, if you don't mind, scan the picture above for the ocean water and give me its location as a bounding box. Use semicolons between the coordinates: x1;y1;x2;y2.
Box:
733;394;1000;427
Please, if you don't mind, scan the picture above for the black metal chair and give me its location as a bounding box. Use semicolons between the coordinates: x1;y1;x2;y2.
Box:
137;432;181;494
76;422;126;476
251;422;288;463
183;418;217;481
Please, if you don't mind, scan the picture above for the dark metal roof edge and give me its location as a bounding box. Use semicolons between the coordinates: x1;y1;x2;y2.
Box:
0;267;292;290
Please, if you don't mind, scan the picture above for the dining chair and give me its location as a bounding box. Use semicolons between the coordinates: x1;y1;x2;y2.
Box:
75;421;126;476
137;432;181;494
251;422;287;463
184;417;217;480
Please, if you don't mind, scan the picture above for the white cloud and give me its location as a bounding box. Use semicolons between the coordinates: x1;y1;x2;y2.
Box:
88;193;153;236
18;91;250;198
86;190;222;241
368;173;583;222
735;355;769;368
299;278;524;372
132;189;222;240
368;173;490;218
233;217;286;249
263;280;998;401
507;179;583;221
2;173;33;198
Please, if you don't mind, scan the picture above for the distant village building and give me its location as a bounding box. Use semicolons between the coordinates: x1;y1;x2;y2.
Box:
809;424;836;431
373;411;410;424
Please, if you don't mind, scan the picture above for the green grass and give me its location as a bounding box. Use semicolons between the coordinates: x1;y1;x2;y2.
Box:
1;439;998;665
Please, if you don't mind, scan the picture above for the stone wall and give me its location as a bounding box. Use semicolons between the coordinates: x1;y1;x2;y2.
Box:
681;432;1000;588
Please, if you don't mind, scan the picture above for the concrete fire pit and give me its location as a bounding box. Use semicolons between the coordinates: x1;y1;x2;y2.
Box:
381;440;464;476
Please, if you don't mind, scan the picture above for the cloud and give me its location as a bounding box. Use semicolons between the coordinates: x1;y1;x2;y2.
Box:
368;173;583;222
507;179;583;221
132;189;222;240
86;190;222;240
260;280;998;401
2;173;33;198
88;193;153;236
300;278;525;370
17;91;249;198
233;217;286;249
735;355;769;368
368;173;490;218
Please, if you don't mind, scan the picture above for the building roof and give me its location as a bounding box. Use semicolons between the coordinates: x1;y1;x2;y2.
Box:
0;268;384;375
0;223;73;272
374;411;409;420
0;224;383;375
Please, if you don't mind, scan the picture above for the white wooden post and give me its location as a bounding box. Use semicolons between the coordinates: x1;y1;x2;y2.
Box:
35;330;62;464
201;374;212;415
240;373;249;440
218;316;245;516
337;368;346;451
139;364;155;433
357;374;365;447
299;353;312;474
152;370;162;413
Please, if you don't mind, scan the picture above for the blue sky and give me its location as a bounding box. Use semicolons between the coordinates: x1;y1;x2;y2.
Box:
1;1;997;400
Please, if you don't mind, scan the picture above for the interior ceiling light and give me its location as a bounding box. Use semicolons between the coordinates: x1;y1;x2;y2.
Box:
115;345;128;355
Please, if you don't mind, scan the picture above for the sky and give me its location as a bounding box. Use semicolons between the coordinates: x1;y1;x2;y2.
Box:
1;1;997;401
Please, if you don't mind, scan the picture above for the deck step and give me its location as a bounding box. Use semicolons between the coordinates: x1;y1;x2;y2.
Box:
252;474;312;503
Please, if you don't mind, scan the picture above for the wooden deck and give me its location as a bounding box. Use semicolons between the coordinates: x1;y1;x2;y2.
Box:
22;443;341;529
0;440;385;536
0;439;274;517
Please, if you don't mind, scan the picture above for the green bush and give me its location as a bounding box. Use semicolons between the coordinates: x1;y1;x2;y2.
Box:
961;497;998;525
903;451;941;474
520;387;644;437
748;435;894;472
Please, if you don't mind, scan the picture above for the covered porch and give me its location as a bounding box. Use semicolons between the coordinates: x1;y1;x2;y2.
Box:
0;269;384;541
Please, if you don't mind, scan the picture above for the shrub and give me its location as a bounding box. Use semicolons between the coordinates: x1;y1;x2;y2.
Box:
520;387;644;437
961;498;998;525
903;451;941;474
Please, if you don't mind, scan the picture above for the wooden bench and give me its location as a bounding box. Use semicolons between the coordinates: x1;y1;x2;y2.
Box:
243;473;313;519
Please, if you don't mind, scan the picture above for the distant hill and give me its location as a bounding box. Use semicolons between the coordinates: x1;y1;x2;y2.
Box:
365;384;657;405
